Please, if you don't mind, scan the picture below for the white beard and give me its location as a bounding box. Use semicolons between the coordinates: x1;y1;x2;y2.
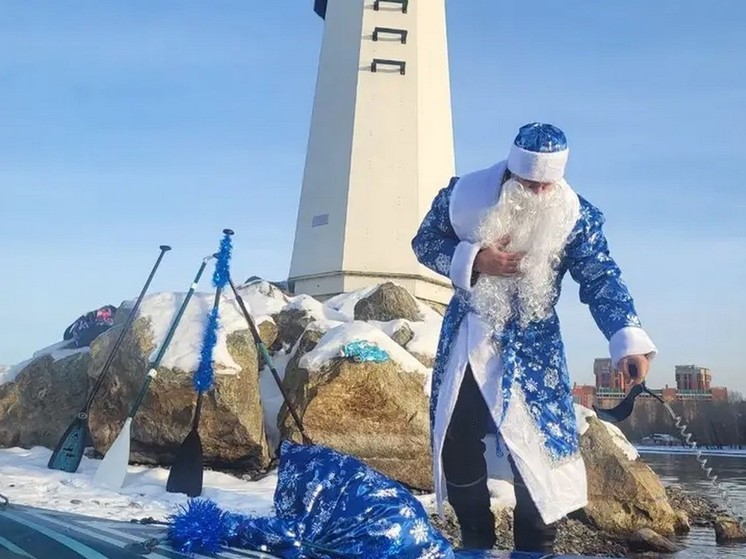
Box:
470;177;578;333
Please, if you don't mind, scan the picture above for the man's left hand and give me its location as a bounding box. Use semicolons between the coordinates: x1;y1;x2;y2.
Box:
618;354;650;386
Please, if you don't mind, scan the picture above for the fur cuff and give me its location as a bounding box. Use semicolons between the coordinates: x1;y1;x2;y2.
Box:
450;240;481;292
609;326;658;368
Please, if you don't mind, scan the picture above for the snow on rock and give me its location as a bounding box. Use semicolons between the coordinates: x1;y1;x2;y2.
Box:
324;285;380;319
284;293;349;323
234;280;289;320
0;446;276;522
575;404;639;461
299;321;429;375
1;340;89;386
139;291;253;375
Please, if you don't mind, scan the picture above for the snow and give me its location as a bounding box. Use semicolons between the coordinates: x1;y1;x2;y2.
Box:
0;446;276;523
284;293;349;323
1;340;89;386
299;321;429;375
139;291;252;375
324;285;380;317
575;404;639;461
235;280;288;321
258;351;292;449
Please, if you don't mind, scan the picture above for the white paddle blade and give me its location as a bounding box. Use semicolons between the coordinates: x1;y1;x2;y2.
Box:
92;417;132;490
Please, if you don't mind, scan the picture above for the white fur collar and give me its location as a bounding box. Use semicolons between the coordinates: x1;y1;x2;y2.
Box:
448;161;581;244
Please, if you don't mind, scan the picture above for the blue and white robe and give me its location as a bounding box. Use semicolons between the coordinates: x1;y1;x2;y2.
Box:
411;161;658;524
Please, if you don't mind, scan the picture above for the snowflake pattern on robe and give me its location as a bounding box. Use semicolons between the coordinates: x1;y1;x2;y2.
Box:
167;440;455;559
411;178;647;463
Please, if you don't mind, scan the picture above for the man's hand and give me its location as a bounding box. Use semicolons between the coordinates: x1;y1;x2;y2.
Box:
618;354;650;386
474;236;525;277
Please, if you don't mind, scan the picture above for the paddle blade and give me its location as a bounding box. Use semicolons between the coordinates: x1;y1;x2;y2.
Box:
92;417;132;490
48;416;88;472
166;429;203;497
593;383;646;423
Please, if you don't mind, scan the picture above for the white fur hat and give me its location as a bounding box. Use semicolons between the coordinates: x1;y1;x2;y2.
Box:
507;122;569;183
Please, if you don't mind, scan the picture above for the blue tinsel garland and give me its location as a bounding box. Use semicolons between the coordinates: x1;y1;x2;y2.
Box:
191;230;233;394
212;232;232;289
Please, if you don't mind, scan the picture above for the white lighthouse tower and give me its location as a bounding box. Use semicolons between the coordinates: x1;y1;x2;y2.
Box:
288;0;455;305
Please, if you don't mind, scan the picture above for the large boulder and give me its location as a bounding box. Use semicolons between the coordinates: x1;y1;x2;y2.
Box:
0;349;90;449
278;321;432;490
353;282;423;322
271;295;347;351
579;412;681;536
87;292;271;472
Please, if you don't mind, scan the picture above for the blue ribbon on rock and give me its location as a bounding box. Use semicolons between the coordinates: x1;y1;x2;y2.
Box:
340;340;390;363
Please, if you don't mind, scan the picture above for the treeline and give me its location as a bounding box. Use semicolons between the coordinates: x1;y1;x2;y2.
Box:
612;394;746;447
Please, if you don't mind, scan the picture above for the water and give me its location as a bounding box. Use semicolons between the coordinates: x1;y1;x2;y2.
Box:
641;451;746;558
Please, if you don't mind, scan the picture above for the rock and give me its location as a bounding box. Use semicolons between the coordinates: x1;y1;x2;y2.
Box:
674;510;691;534
428;505;628;557
714;515;746;544
256;318;279;368
628;528;682;553
390;323;414;347
87;316;271;472
580;416;680;536
279;325;432;490
353;282;423;322
555;518;628;557
271;307;315;351
666;485;718;527
0;351;90;449
257;319;278;349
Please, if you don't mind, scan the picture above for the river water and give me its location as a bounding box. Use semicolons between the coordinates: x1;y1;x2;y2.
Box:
640;451;746;558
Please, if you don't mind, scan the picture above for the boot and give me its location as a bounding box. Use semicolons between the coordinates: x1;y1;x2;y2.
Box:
447;478;496;550
512;480;557;553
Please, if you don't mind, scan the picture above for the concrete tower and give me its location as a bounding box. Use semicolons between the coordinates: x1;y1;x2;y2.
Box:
288;0;455;304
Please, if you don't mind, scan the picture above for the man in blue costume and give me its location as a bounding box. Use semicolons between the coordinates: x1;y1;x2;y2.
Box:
411;123;658;552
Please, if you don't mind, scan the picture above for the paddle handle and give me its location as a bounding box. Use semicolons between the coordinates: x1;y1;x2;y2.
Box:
84;245;171;411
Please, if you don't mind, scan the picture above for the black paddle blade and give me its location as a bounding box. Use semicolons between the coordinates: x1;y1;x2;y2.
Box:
166;429;203;497
48;415;89;472
593;383;646;423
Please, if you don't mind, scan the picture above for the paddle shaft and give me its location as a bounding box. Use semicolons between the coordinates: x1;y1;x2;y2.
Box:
127;254;216;419
228;277;312;445
83;245;171;413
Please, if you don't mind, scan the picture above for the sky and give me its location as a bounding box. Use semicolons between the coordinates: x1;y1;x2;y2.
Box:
1;1;744;392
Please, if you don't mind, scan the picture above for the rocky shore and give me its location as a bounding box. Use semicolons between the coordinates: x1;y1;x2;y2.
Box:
3;280;746;556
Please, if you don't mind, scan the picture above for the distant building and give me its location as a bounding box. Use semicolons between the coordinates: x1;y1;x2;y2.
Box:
572;384;596;408
571;360;729;407
675;364;712;392
593;357;627;398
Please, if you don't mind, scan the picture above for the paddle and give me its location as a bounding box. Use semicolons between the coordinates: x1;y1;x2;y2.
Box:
166;229;233;497
592;364;665;423
92;253;216;489
48;244;171;473
227;276;313;445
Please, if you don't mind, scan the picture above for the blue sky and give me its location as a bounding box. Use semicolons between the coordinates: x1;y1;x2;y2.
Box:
1;1;744;392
